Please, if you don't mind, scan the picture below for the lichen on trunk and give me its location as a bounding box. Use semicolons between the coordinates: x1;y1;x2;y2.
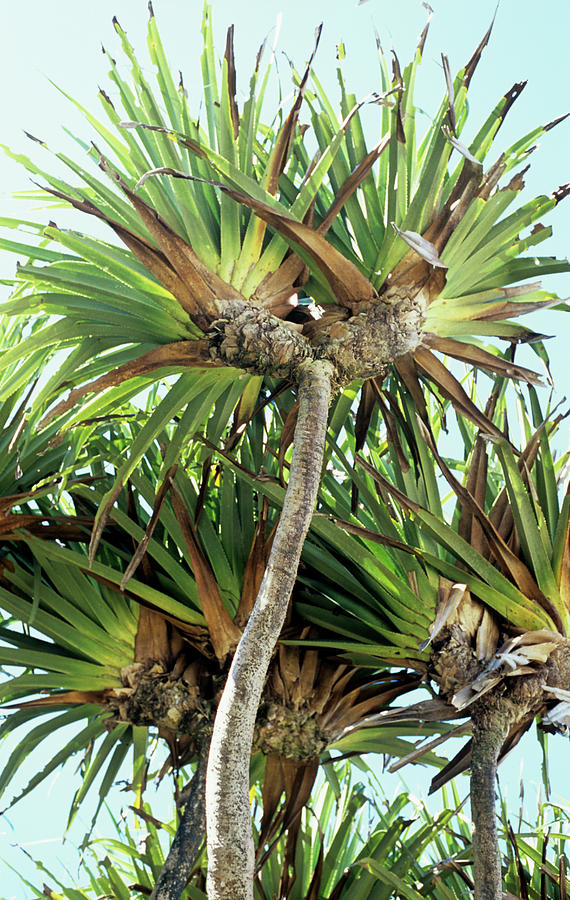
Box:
207;293;427;386
468;647;570;900
106;661;214;751
470;676;543;899
207;300;311;376
470;710;508;900
205;357;334;900
253;701;330;759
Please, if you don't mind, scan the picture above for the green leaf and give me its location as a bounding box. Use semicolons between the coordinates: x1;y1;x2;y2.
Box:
356;857;424;899
493;439;560;609
89;369;236;560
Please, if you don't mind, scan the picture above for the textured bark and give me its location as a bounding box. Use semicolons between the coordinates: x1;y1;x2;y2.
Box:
150;744;208;900
208;301;311;376
313;295;425;382
208;294;426;386
205;358;334;900
471;714;508;900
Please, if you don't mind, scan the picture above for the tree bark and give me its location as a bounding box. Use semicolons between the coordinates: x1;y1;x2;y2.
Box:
205;358;334;900
150;743;208;900
471;715;508;900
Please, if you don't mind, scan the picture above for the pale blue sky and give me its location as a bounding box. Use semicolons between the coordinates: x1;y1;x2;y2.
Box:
0;1;569;896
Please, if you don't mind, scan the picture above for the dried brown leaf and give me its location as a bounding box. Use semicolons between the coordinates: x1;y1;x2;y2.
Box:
358;697;461;728
121;465;178;591
388;721;470;772
259;754;288;849
278;402;299;486
490;413;567;540
100;158;244;318
428;152;483;253
2;690;109;709
560;852;568;900
325;514;422;558
128;805;166;830
558;498;570;605
441;54;456;135
296;647;320;703
356;454;422;514
41;184;219;330
381;247;447;309
170;482;241;662
420;582;469;651
463;11;497;89
205;180;377;307
495;81;528;132
417;416;563;629
264;25;323;196
423;336;542;384
428;740;472;794
417;4;433;55
223;27;240;140
134;606;170;667
277;644;301;704
355;380;376;453
252;253;309;310
475;608;500;661
413;347;505;438
506;822;530;900
339;674;421;730
257;757;319;870
393;353;429;423
317;136;390;236
459;381;502;555
235;498;273;627
39;341;215;430
372;383;412;474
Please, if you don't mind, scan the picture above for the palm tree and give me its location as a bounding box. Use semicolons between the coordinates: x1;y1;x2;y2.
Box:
277;373;569;899
1;4;568;896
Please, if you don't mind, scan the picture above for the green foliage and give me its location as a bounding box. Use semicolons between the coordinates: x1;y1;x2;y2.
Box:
21;762;570;900
0;3;569;897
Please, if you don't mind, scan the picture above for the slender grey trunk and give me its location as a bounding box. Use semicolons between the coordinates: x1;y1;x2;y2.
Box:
150;743;208;900
471;716;508;900
205;358;334;900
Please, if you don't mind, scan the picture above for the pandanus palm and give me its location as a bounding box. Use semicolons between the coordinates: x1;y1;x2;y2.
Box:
0;4;569;896
275;373;570;899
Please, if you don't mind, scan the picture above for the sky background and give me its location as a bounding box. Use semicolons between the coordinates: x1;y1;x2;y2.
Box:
0;0;569;896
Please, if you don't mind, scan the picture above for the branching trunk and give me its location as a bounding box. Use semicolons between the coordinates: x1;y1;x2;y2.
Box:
471;714;509;900
150;742;208;900
205;358;334;900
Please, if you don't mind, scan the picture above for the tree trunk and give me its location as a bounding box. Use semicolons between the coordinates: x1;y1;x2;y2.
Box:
150;742;208;900
471;715;508;900
205;358;334;900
